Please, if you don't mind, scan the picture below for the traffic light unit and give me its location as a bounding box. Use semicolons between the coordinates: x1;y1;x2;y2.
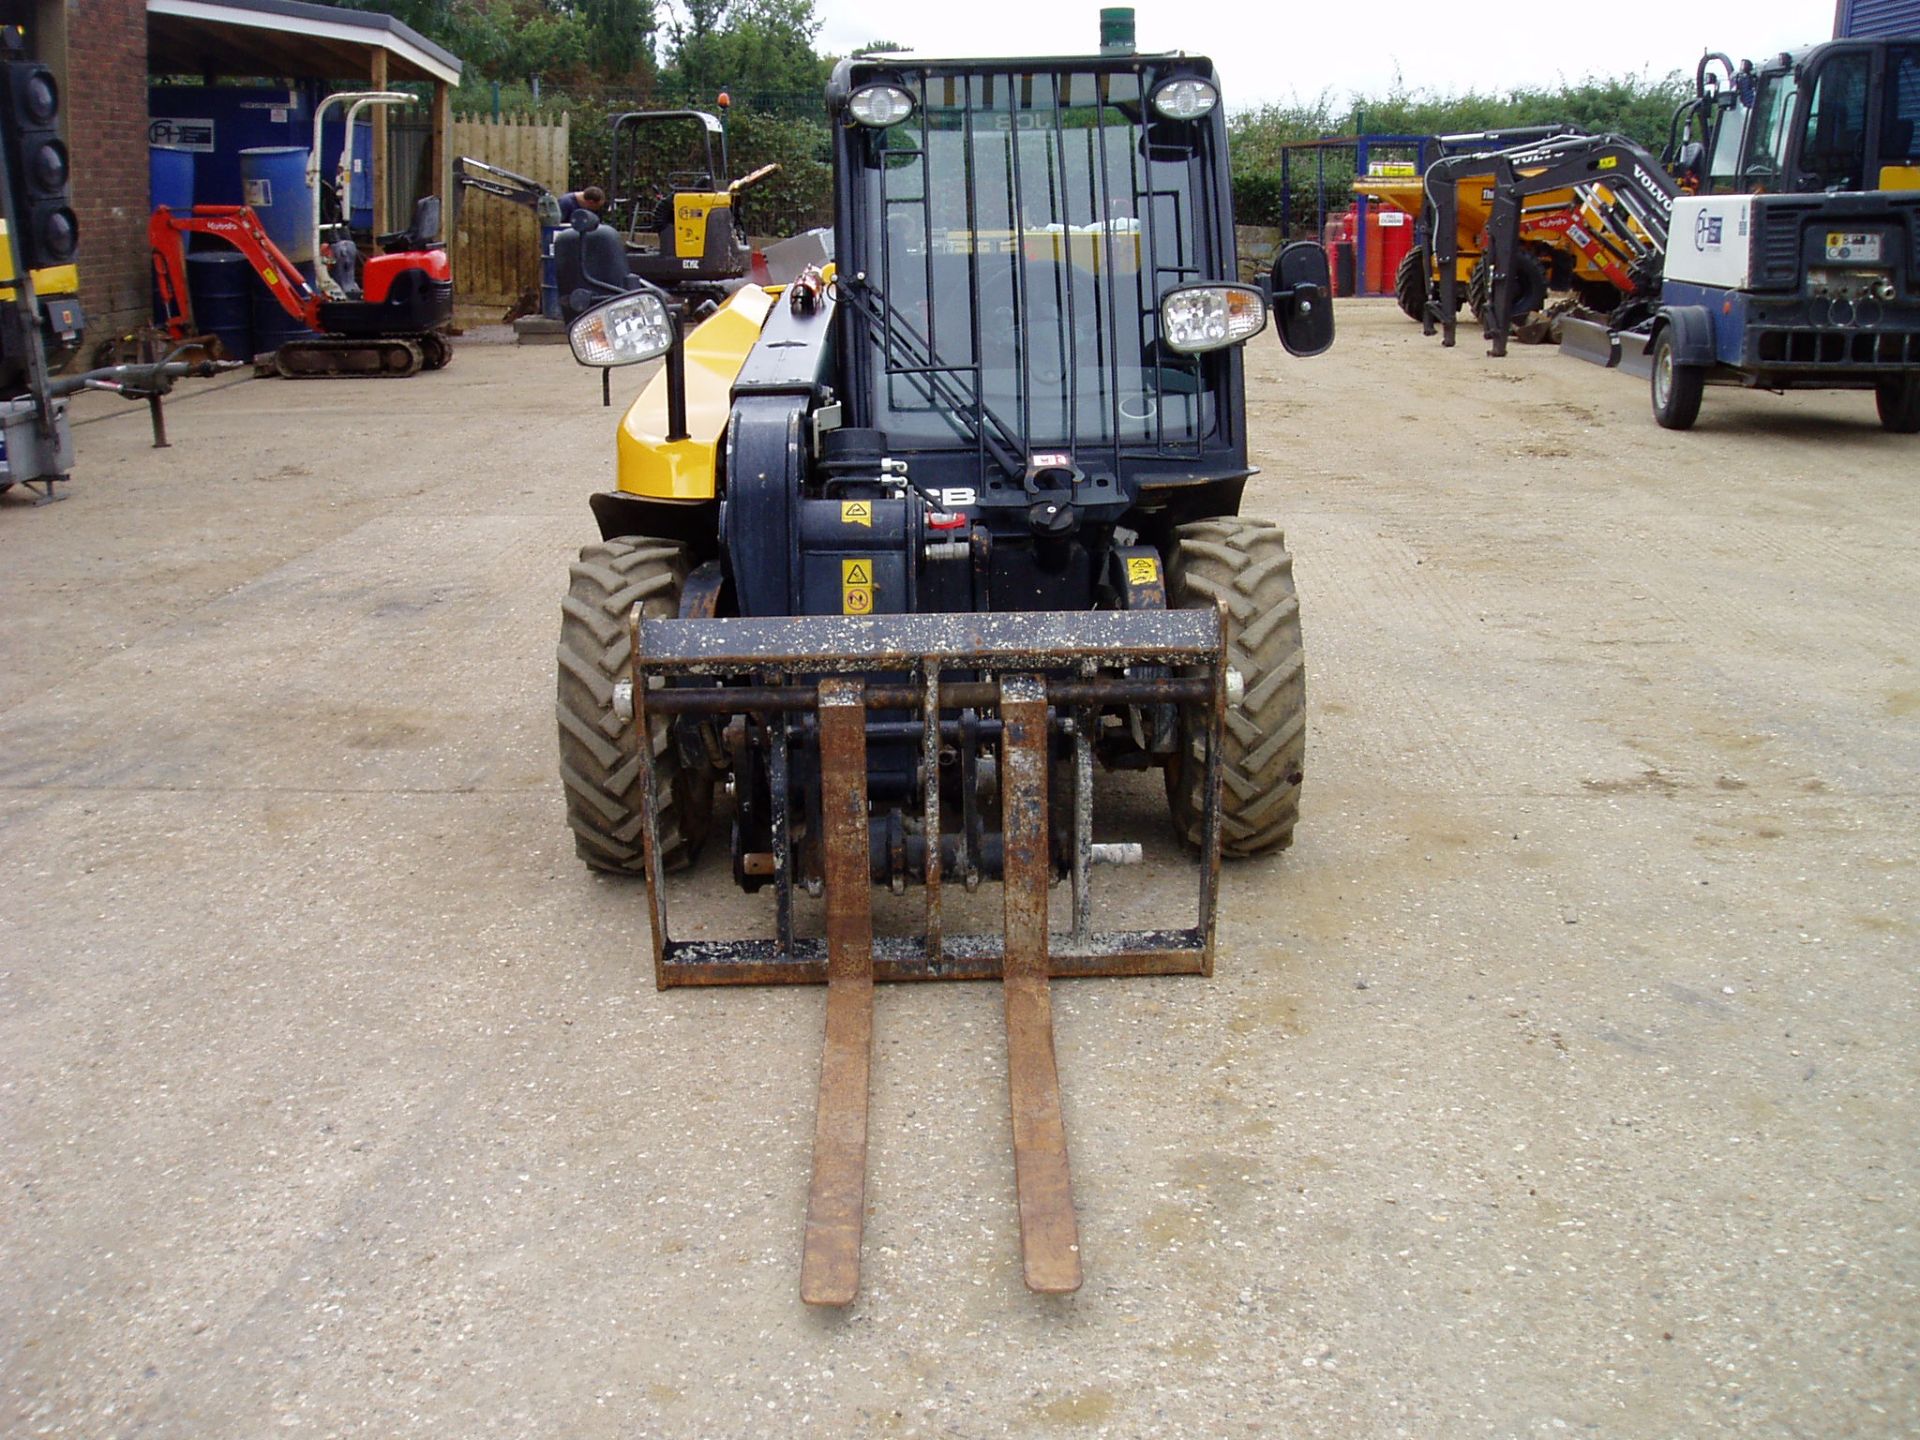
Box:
0;59;76;271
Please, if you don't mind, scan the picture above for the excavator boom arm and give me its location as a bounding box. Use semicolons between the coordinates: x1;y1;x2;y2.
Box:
149;205;323;339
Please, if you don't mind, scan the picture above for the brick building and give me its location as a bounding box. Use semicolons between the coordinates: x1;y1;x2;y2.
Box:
4;0;458;346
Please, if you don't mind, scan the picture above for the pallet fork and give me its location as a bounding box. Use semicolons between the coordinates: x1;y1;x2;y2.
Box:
623;607;1231;1304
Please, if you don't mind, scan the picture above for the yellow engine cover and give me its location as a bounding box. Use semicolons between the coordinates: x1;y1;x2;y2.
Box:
616;283;776;500
674;191;732;261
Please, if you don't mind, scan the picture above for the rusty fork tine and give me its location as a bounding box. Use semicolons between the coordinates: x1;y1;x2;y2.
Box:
998;674;1082;1296
800;679;876;1308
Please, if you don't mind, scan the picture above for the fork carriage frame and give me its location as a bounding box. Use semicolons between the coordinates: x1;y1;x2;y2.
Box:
626;603;1230;1303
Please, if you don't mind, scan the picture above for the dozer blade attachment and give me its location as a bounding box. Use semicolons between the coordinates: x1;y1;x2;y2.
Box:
1557;315;1621;369
626;607;1229;1302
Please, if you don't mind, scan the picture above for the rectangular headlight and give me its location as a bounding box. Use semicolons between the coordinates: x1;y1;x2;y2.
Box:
1159;284;1268;354
568;291;674;367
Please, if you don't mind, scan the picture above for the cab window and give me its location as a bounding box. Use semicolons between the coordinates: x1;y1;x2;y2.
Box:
1740;71;1800;188
1796;49;1871;191
1882;45;1920;174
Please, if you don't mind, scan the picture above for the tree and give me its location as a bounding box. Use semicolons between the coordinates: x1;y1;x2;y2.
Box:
664;0;829;98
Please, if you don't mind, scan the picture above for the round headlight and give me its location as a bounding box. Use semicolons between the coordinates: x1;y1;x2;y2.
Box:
1151;78;1218;122
848;84;915;128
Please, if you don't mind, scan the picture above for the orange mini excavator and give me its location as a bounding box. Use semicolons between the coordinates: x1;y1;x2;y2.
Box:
150;196;453;377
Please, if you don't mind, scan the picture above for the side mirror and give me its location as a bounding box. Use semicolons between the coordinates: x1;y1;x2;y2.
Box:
1269;240;1335;357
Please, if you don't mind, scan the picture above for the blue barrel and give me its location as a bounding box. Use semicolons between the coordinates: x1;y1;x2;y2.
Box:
251;261;317;353
186;251;255;360
540;224;562;320
240;145;314;264
149;145;195;212
348;120;374;232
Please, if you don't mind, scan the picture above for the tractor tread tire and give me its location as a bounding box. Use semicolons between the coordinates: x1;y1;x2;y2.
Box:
1165;517;1306;859
1394;246;1428;321
557;537;710;875
1467;251;1547;329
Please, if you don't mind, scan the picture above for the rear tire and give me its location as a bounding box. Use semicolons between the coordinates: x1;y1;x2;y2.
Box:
1651;330;1705;431
1467;251;1547;328
1394;246;1428;321
1164;517;1306;859
557;537;714;875
1875;375;1920;433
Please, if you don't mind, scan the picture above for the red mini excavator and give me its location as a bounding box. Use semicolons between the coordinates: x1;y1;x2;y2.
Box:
150;196;453;378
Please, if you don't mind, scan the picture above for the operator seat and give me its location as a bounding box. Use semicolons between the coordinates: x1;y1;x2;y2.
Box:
378;196;445;254
553;209;648;321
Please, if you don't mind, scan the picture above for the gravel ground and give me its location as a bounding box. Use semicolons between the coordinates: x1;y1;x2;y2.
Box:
2;301;1915;1438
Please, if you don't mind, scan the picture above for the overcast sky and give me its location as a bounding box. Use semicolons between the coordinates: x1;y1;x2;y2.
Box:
813;1;1839;112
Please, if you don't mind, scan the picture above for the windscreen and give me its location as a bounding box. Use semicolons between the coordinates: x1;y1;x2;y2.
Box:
855;69;1218;459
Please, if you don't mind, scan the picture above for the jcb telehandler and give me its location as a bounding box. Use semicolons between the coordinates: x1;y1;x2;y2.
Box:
556;45;1333;1304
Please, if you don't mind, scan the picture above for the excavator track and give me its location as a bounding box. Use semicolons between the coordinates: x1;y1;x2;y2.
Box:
272;337;424;379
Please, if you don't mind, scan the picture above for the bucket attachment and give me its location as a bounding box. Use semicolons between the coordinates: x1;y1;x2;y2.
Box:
626;607;1230;1304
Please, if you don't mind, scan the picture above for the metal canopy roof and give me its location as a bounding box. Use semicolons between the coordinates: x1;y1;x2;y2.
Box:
147;0;463;86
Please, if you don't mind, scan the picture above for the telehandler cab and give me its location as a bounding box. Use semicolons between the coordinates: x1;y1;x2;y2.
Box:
556;45;1332;1304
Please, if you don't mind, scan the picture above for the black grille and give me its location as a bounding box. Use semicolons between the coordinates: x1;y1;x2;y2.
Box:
1755;328;1920;366
1753;200;1819;288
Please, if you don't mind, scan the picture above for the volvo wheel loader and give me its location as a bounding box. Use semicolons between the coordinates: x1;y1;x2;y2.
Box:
555;45;1333;1304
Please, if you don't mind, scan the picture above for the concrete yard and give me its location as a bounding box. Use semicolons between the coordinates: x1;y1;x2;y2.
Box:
2;303;1915;1437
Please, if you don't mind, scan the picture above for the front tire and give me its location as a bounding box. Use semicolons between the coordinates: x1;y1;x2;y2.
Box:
1875;375;1920;433
557;537;714;875
1164;517;1306;859
1651;330;1705;430
1394;246;1428;321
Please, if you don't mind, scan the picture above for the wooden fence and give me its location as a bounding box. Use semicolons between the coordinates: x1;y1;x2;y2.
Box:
447;113;570;309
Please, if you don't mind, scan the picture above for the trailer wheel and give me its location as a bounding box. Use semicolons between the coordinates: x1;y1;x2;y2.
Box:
558;536;714;875
1875;375;1920;434
1651;330;1705;431
1394;246;1428;321
1164;518;1305;859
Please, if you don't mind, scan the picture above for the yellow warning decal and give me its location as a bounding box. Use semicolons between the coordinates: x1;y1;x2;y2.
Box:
262;267;280;287
842;558;875;614
1598;155;1617;170
1125;556;1159;586
841;500;872;527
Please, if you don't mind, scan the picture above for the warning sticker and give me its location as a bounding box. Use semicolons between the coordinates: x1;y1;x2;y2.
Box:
840;500;872;527
842;559;875;614
1126;556;1160;586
